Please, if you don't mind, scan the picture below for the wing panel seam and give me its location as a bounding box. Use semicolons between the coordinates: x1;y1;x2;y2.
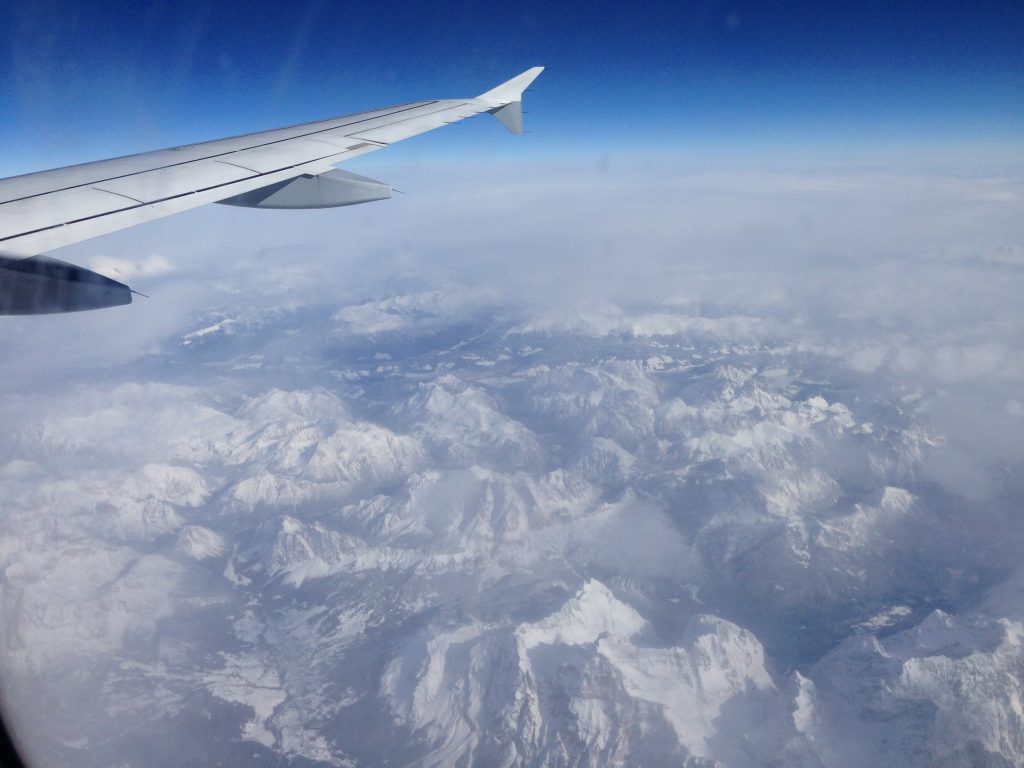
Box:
214;159;262;174
89;186;145;205
0;101;438;207
0;151;356;244
344;101;474;139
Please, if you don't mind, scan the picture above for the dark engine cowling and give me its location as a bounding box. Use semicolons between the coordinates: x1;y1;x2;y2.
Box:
0;255;132;315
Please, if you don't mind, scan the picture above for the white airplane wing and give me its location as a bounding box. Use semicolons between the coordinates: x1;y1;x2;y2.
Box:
0;67;543;314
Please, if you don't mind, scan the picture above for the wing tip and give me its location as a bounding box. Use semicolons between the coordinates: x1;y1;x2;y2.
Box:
477;67;545;108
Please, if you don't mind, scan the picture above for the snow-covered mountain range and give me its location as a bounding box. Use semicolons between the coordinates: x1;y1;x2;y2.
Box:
1;280;1021;768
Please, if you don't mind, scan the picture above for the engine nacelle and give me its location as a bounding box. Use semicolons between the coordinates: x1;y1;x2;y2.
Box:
0;255;132;315
216;169;391;209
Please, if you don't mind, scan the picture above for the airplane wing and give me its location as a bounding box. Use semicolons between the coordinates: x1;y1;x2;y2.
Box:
0;67;544;314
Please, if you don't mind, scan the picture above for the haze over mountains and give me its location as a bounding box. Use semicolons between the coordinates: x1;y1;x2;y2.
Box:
0;161;1022;767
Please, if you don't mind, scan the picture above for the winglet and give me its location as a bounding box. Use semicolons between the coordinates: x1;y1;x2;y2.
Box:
477;67;544;135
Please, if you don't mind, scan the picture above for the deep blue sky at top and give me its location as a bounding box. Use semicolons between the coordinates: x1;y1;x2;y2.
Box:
0;0;1021;174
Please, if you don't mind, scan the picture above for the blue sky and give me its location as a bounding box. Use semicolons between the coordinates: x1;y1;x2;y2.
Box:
0;0;1021;174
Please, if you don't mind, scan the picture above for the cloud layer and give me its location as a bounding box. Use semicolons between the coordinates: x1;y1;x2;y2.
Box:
1;154;1022;766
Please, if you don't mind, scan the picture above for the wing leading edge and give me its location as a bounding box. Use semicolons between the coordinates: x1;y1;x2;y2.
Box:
0;67;544;314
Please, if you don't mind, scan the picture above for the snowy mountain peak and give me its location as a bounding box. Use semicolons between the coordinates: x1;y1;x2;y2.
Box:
518;580;646;649
174;525;227;560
